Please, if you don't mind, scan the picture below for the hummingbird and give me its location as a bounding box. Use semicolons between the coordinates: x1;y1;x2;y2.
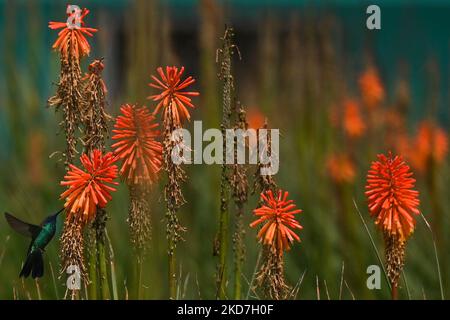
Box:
4;208;64;279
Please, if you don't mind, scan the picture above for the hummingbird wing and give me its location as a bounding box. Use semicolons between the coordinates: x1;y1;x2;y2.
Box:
4;212;42;238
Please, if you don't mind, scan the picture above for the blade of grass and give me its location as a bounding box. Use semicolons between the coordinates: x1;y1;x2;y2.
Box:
124;280;129;300
195;273;202;299
401;271;411;300
49;261;60;299
316;275;320;300
182;273;190;299
105;230;118;300
339;261;344;300
288;268;307;299
0;236;10;268
420;213;444;300
84;282;89;300
353;198;391;291
246;248;262;300
21;278;32;300
176;263;183;300
344;280;355;300
13;285;18;300
323;280;331;300
242;273;260;300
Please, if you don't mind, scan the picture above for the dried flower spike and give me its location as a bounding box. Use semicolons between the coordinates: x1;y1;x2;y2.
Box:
112;104;163;186
60;149;118;224
366;152;420;242
251;189;303;253
49;6;97;59
148;66;200;125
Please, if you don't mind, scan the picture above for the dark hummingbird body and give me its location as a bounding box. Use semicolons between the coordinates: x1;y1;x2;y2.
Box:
4;208;64;278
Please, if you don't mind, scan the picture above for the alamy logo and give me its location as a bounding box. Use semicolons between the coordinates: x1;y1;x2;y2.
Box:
170;121;280;175
66;265;81;290
366;5;381;30
366;265;381;290
66;5;82;29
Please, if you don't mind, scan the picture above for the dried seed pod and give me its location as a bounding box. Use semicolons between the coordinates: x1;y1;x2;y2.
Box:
384;233;405;290
128;186;152;254
256;245;289;300
60;216;88;282
48;57;84;165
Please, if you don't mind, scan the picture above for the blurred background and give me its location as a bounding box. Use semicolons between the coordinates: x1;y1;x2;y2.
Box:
0;0;449;299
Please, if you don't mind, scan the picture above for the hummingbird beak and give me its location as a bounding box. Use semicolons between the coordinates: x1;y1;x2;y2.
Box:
54;208;65;217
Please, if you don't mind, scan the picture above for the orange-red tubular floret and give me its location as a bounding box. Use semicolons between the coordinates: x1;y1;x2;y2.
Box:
250;190;303;254
365;153;420;242
112;104;163;186
148;66;199;125
60;149;118;223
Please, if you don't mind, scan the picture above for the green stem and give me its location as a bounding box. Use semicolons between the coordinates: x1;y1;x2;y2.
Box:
135;256;143;299
233;205;244;300
391;282;398;300
105;230;119;300
88;245;98;300
168;236;177;299
216;27;235;300
97;240;110;300
233;247;242;299
217;165;229;299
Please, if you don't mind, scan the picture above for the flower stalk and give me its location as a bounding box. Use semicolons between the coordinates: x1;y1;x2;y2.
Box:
230;104;248;299
250;189;303;299
366;152;420;299
215;26;238;299
48;6;98;298
148;66;199;299
112;103;163;297
81;59;112;300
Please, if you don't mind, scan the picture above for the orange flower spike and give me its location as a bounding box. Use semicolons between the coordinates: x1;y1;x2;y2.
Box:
359;66;385;109
365;152;420;242
148;66;200;124
49;6;98;59
327;153;356;184
60;150;118;223
416;121;448;165
250;190;303;253
112;104;163;186
343;99;366;138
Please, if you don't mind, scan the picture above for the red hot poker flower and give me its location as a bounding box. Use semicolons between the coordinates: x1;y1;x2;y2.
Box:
250;190;303;254
60;149;118;223
365;152;420;242
343;99;366;138
148;66;199;125
112;104;163;186
49;6;98;59
359;66;385;109
415;121;448;170
327;152;356;184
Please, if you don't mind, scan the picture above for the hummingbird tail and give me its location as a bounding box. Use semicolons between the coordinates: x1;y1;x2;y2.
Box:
19;250;44;279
